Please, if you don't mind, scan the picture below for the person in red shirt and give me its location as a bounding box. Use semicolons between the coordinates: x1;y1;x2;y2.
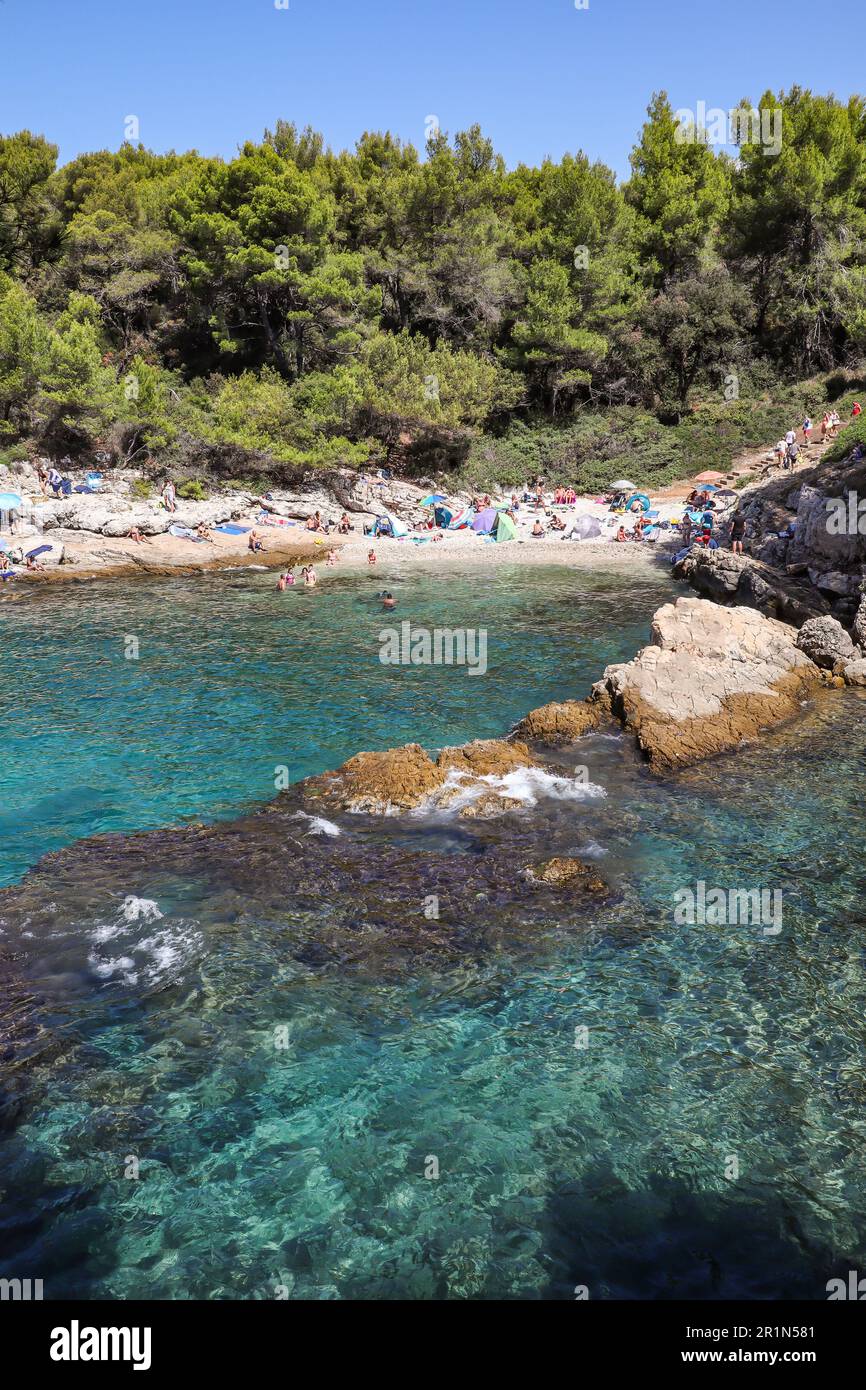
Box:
852;402;862;418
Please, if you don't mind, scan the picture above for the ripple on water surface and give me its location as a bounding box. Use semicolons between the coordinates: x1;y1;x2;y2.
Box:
2;568;865;1299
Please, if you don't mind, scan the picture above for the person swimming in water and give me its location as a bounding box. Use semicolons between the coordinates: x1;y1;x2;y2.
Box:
381;591;396;610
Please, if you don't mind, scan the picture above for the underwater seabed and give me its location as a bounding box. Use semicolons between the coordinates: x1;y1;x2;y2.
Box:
1;685;866;1299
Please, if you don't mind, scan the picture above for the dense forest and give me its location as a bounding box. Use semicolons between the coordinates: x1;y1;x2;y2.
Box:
1;88;865;491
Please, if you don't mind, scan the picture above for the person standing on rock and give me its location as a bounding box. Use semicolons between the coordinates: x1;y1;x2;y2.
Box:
729;510;746;555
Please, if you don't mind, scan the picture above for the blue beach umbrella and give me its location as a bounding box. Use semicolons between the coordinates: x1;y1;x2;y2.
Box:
26;544;52;559
0;492;22;510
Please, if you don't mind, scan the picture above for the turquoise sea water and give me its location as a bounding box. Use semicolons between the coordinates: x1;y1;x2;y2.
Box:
2;563;866;1300
0;564;674;887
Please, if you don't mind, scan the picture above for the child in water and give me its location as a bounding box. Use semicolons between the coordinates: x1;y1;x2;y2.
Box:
368;548;377;566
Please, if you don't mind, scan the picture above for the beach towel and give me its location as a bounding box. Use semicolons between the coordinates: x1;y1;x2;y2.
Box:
168;524;205;542
214;524;251;535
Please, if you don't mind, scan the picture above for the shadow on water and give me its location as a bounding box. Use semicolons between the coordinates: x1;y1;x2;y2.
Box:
538;1167;851;1301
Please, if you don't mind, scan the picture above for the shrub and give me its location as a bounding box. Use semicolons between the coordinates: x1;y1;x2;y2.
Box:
176;479;207;501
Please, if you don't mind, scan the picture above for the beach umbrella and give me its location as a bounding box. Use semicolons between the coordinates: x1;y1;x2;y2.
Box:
694;470;726;483
625;493;651;512
608;479;635;492
25;544;52;559
420;494;447;506
494;512;517;542
0;492;22;510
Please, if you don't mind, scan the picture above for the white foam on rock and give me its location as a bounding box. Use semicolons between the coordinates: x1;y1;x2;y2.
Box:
416;764;607;817
293;811;342;837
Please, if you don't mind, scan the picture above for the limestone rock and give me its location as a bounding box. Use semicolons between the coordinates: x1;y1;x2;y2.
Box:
512;699;604;745
302;738;538;816
677;547;831;624
795;616;855;669
597;597;820;771
436;738;537;779
303;743;442;813
841;658;866;687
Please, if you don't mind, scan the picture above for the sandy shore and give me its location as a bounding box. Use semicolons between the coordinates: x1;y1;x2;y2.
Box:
7;511;681;587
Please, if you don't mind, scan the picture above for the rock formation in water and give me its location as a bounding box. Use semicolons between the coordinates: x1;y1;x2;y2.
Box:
512;699;606;744
587;597;822;771
301;738;539;816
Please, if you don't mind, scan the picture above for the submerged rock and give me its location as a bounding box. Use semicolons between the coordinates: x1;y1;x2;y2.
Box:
594;597;821;772
526;858;608;893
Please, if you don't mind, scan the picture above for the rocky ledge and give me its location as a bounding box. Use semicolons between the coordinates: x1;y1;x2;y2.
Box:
674;547;833;626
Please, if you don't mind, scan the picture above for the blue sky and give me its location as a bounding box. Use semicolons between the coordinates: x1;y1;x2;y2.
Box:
0;0;862;179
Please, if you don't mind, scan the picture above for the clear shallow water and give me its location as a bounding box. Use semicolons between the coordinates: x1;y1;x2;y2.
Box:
2;564;866;1301
0;564;673;886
